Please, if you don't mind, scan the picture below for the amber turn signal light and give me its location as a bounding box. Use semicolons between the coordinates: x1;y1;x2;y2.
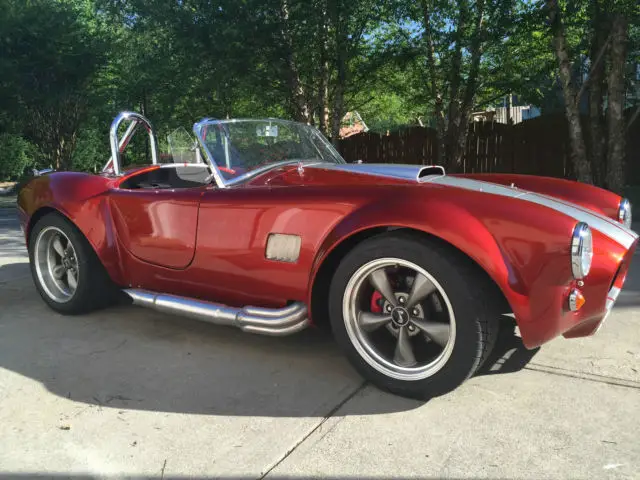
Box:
568;289;586;312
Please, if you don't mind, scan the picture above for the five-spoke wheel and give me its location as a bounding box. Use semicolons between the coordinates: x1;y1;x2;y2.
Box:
329;232;498;399
33;226;80;303
343;258;455;381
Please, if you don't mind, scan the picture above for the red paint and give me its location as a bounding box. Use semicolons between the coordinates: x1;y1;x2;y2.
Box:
17;165;634;349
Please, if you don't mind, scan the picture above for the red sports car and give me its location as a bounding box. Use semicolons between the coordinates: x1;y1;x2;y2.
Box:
17;112;637;399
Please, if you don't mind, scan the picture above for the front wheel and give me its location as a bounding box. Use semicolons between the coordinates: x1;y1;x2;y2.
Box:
29;212;117;315
329;233;498;399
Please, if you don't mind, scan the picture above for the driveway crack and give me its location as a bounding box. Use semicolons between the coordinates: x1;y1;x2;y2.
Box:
258;381;367;479
525;362;640;389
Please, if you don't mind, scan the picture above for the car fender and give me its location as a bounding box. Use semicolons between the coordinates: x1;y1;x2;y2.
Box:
308;186;577;345
17;172;125;285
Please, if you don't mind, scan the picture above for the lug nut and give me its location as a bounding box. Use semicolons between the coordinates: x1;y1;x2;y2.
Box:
412;309;419;316
408;325;415;332
386;305;392;312
398;297;405;304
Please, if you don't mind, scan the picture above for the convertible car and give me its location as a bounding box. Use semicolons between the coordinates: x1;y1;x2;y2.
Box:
17;111;637;399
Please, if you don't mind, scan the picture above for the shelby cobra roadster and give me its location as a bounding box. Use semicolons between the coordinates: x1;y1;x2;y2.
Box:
17;112;637;399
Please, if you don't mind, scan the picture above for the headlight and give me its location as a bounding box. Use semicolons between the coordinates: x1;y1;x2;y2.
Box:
618;198;632;228
571;222;593;279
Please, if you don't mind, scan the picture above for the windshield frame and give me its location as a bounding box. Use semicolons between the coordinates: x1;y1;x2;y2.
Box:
192;118;346;188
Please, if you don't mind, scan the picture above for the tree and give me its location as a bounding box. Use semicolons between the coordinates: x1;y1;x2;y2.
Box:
544;0;639;192
389;0;518;170
546;0;592;183
0;0;108;170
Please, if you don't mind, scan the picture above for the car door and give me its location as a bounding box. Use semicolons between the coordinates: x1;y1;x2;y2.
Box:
109;187;204;269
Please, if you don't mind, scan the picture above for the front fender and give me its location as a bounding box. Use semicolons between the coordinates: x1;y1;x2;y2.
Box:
309;186;578;348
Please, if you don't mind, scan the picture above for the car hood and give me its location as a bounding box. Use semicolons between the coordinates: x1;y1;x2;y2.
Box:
296;163;637;249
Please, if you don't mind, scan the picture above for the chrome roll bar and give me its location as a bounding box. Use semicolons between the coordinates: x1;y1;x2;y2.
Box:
104;111;159;176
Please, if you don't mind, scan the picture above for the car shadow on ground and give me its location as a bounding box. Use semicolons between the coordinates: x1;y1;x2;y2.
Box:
0;260;542;419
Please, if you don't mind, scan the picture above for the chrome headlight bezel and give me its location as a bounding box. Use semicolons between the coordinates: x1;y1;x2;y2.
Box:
618;198;632;228
571;222;593;279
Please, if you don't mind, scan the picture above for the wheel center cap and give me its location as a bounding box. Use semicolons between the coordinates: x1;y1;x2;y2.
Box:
391;307;410;326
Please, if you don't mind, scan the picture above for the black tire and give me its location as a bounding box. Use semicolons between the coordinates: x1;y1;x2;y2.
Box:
329;232;499;400
28;212;118;315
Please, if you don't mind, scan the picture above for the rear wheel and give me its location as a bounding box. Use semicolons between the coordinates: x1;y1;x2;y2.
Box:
329;232;498;399
29;212;117;315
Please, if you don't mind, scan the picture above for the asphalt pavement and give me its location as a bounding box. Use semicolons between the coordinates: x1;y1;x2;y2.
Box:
0;202;638;479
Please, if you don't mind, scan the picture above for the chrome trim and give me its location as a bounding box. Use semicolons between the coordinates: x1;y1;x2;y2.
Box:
429;176;639;250
568;289;580;311
571;223;593;279
605;286;621;312
618;198;632;228
192;118;227;188
106;112;159;176
593;285;622;335
124;289;309;336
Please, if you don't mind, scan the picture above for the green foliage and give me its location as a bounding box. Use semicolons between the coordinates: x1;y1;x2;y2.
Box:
0;134;39;181
0;0;109;169
71;128;108;173
0;0;636;179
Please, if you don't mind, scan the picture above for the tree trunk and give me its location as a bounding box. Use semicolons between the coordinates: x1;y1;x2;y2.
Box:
280;0;310;123
443;0;469;169
329;0;347;147
588;9;607;187
604;14;628;194
546;0;592;183
420;0;446;165
318;0;330;137
452;0;486;169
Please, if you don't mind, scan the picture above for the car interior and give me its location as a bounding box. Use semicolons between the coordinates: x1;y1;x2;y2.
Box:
118;165;212;190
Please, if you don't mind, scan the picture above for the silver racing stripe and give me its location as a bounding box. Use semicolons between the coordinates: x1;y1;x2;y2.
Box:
429;176;638;249
319;163;445;182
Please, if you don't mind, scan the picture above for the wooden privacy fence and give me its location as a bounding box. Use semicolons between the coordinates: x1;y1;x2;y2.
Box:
338;113;640;184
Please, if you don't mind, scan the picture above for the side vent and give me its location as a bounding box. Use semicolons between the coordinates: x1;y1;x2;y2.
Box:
266;234;302;263
417;166;446;181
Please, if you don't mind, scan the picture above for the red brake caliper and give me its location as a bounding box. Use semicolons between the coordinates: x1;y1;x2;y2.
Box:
371;291;383;313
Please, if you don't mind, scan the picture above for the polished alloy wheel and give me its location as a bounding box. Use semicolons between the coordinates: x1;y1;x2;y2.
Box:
342;258;456;381
34;226;79;303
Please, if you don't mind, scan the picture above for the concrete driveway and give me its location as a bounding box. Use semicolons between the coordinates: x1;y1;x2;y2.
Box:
0;201;639;479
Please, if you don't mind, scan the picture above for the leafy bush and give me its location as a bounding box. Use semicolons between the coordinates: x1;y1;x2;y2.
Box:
0;133;39;181
71;128;108;173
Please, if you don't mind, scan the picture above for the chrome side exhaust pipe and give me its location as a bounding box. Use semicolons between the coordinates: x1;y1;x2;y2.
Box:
124;289;309;336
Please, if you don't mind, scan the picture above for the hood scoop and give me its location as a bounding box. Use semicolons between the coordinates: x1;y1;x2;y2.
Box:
417;165;446;180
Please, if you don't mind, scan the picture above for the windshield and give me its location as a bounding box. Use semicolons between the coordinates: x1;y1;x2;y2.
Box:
195;119;345;183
